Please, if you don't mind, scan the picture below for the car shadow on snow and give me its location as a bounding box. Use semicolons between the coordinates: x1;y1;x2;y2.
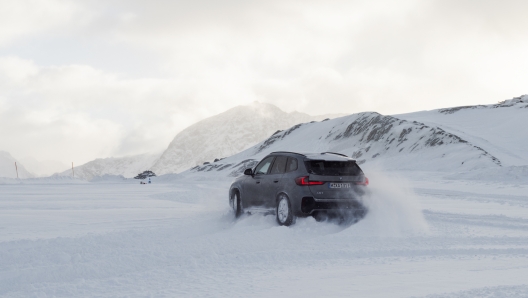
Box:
224;208;368;231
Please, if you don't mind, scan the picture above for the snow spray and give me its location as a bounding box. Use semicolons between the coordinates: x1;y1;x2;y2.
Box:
348;167;429;236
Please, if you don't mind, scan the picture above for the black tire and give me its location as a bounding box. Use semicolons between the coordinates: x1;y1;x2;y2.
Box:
276;194;294;226
232;191;243;218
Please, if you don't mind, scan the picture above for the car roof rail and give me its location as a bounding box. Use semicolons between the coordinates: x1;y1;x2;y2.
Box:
269;151;307;156
320;152;349;157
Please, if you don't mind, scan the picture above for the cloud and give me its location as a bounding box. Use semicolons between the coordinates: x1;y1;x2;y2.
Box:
0;0;89;46
100;0;528;112
0;99;122;166
1;0;528;166
0;56;252;164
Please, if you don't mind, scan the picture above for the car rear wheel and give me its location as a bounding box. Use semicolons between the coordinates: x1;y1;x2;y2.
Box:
232;191;243;218
276;194;294;226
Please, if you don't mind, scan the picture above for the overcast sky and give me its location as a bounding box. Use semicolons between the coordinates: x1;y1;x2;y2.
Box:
1;0;527;166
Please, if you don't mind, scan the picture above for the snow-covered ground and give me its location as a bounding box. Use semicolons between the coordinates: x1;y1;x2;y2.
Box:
1;171;527;297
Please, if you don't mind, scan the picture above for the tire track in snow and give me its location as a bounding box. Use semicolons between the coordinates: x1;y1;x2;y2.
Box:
415;188;528;208
417;284;528;298
424;210;528;231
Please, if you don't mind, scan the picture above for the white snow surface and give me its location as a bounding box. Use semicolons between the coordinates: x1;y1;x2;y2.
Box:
0;175;87;185
446;165;528;183
1;171;528;297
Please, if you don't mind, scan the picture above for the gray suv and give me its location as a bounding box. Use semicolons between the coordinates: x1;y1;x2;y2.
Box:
229;152;369;226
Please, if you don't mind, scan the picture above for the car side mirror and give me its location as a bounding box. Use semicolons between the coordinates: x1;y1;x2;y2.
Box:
244;168;253;175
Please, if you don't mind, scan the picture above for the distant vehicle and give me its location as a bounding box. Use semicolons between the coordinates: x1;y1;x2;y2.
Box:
229;152;369;226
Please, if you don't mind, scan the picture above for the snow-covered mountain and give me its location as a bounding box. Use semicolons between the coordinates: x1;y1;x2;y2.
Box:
57;102;337;180
150;102;339;175
396;95;528;167
59;153;160;181
56;96;527;180
0;151;34;178
188;96;528;176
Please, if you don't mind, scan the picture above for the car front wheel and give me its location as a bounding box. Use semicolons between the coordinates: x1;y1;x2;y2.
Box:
276;194;294;226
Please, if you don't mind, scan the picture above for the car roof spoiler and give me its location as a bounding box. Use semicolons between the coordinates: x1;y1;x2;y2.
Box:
320;152;349;157
270;151;307;156
270;151;355;161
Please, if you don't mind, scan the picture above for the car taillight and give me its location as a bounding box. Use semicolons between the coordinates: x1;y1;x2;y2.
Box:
356;177;369;186
295;176;325;186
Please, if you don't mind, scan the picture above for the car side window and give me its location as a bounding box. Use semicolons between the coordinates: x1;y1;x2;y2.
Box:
286;157;298;172
270;156;287;174
254;156;275;175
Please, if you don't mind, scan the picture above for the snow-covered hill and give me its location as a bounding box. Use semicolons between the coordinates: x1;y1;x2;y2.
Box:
59;153;160;181
150;102;339;175
56;96;527;180
396;95;528;167
189;96;528;176
0;151;34;178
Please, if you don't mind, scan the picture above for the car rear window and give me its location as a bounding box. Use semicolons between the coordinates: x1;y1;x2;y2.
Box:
304;160;362;176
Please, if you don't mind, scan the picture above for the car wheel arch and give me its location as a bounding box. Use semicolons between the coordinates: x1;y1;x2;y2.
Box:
231;187;240;196
275;192;290;204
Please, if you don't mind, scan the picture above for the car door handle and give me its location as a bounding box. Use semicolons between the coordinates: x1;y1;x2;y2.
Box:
256;181;260;184
273;180;279;183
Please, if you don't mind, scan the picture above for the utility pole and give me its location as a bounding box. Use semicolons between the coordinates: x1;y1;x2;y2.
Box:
15;162;18;179
72;162;74;178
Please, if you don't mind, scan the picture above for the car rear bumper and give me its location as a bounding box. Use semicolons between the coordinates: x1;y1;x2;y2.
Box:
300;196;366;214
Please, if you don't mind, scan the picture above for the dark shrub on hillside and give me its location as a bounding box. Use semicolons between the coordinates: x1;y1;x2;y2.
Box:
134;170;157;179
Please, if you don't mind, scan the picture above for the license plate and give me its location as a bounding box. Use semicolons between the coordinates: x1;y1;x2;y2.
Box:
328;183;351;189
